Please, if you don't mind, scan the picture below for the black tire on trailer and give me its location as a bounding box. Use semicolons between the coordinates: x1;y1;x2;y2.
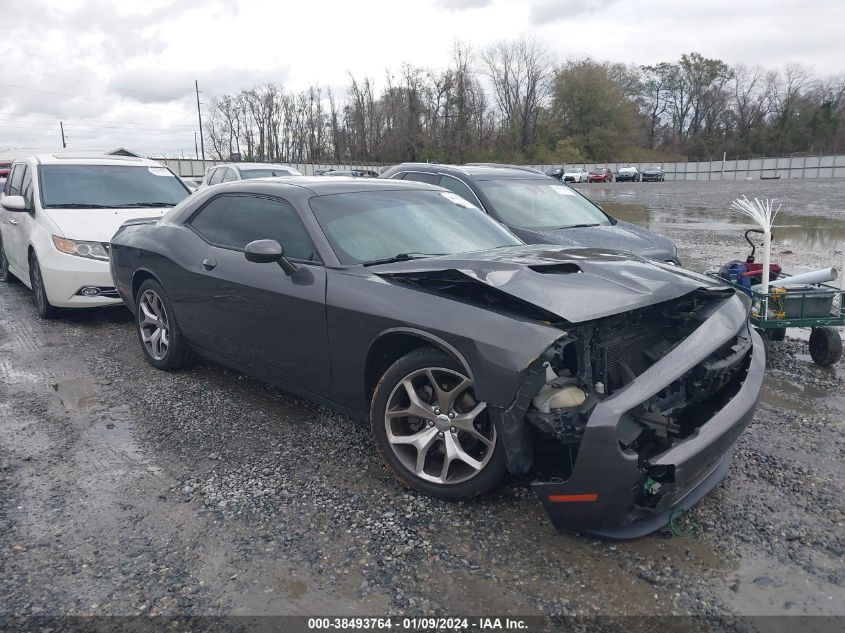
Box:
808;327;842;367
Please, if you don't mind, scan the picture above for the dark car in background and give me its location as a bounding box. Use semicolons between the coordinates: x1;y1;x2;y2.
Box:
109;177;764;537
641;167;666;182
615;167;640;182
588;167;613;183
545;166;564;181
380;163;679;263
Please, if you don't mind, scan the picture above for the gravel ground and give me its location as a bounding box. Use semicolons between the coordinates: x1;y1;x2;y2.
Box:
1;180;843;630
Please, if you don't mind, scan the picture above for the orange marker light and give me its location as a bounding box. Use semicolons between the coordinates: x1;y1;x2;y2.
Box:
548;493;599;503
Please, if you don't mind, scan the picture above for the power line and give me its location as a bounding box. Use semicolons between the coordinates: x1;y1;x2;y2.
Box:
0;81;194;115
0;45;193;92
0;113;196;126
3;62;188;102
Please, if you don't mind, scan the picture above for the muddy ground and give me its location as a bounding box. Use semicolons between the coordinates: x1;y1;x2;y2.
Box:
0;180;843;630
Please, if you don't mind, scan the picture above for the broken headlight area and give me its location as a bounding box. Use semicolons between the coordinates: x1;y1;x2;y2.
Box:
622;334;753;509
522;288;742;480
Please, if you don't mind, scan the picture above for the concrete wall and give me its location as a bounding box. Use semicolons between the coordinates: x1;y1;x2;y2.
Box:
150;155;845;181
149;158;386;178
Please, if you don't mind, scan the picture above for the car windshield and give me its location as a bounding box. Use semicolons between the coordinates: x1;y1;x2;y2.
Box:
619;168;637;173
239;168;301;178
476;179;610;229
39;165;189;208
310;189;522;265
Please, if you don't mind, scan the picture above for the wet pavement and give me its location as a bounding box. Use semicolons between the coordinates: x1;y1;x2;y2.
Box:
1;180;843;629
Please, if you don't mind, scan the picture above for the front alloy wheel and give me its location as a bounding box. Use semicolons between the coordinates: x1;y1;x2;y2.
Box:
371;348;505;500
29;254;59;318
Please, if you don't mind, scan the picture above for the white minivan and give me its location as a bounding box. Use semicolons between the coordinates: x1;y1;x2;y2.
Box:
0;154;190;318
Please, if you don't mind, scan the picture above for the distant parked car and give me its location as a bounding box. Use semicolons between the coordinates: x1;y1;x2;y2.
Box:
325;170;378;178
615;167;640;182
197;163;303;191
562;167;590;183
0;154;190;318
641;167;665;182
545;167;564;181
180;176;200;192
587;167;613;183
315;168;336;176
380;163;679;263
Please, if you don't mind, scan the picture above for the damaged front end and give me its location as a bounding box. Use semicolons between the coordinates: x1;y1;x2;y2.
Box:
491;287;764;538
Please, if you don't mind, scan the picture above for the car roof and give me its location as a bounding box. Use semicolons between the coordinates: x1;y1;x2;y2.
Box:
231;162;299;170
209;175;442;196
389;162;551;181
16;153;165;167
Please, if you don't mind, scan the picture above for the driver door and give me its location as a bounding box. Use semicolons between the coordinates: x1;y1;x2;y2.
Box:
2;164;32;276
181;193;329;393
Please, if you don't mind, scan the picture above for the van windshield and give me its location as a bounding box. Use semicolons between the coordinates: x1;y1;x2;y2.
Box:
39;165;189;209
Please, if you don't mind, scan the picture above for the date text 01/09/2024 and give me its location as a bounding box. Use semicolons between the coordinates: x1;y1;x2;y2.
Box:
307;617;534;630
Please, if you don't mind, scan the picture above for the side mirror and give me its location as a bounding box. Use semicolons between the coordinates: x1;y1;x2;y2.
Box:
244;239;297;275
1;195;27;212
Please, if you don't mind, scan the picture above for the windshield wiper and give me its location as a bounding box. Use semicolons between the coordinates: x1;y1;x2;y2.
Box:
559;223;602;229
363;252;446;266
110;202;175;208
44;203;115;209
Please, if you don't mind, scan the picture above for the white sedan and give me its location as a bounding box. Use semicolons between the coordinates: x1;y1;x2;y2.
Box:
562;167;590;183
0;154;191;318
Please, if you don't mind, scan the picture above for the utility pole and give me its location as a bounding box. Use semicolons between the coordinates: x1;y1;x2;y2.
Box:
195;80;205;160
194;132;199;159
59;121;67;149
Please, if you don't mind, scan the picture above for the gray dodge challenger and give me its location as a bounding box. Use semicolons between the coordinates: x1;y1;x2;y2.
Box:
110;177;765;538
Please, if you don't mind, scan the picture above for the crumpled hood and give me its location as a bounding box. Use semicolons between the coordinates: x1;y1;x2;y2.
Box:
512;220;677;262
370;245;724;323
42;207;170;243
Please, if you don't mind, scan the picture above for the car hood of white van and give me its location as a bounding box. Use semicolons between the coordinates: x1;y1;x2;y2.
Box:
42;207;171;243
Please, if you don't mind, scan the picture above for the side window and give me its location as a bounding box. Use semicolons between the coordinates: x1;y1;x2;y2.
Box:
189;195;318;261
208;168;224;185
20;166;33;209
438;175;478;206
7;164;25;196
389;172;407;180
403;172;438;185
221;168;237;182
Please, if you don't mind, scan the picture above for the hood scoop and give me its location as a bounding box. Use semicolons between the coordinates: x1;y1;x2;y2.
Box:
371;246;718;324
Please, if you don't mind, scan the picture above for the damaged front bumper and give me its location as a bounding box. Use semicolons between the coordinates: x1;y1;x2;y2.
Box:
514;293;765;538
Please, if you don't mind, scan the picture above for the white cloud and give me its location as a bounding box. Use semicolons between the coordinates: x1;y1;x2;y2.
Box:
0;0;841;156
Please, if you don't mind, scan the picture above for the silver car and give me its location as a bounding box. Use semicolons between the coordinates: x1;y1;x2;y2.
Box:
197;163;302;191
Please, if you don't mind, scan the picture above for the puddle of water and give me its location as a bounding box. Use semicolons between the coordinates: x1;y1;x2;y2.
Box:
51;378;97;410
724;557;845;617
603;202;845;254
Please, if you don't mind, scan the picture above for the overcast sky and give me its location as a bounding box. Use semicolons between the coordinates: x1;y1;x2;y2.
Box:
0;0;840;157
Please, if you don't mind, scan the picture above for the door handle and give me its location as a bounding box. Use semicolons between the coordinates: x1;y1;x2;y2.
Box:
8;219;18;225
202;258;218;271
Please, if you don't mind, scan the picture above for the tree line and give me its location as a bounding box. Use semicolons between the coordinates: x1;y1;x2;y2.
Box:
204;39;845;165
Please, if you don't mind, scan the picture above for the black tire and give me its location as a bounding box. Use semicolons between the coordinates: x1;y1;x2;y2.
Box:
768;328;786;342
808;327;842;367
28;253;60;319
0;235;15;283
370;347;506;501
135;278;191;370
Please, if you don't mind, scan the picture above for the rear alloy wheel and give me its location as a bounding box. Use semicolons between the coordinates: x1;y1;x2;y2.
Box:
0;237;15;283
28;253;59;319
371;348;505;500
135;279;190;370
